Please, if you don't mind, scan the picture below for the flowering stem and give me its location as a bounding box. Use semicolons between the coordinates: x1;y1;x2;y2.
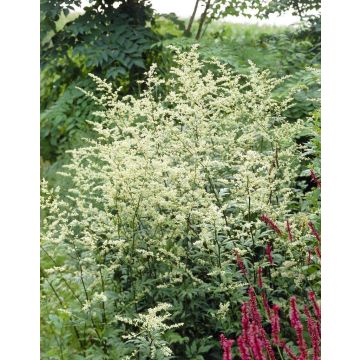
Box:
206;172;231;235
286;220;293;241
68;240;106;353
40;245;82;306
214;224;222;268
246;176;257;284
99;265;107;324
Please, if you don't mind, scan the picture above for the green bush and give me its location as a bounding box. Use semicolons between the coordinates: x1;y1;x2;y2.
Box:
40;0;163;162
41;47;320;359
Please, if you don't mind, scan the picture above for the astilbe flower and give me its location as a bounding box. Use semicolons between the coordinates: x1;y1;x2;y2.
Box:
220;334;234;360
259;327;276;360
286;219;293;241
41;47;315;358
237;335;251;360
235;251;248;276
308;222;321;243
310;169;321;188
304;305;320;360
235;292;269;360
248;287;262;326
307;249;312;264
308;291;321;322
248;322;267;360
314;245;321;259
261;292;271;318
266;242;274;265
260;215;282;235
290;297;307;360
248;288;275;360
221;293;321;360
270;304;281;345
241;303;250;344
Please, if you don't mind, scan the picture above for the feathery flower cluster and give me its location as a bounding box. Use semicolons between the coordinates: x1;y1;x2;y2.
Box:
236;288;275;360
290;296;307;360
286;219;293;241
40;46;316;358
261;292;271;318
270;304;280;345
308;222;321;243
304;305;320;360
220;290;321;360
308;291;321;322
218;302;231;320
310;169;321;188
260;215;283;235
307;248;312;264
220;334;235;360
237;336;251;360
248;287;262;326
266;242;274;265
117;303;183;359
235;251;248;276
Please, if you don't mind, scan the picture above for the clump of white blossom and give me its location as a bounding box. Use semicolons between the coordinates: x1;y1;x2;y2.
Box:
41;45;318;358
116;303;183;359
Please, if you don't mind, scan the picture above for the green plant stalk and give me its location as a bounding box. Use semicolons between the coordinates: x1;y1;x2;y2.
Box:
185;0;201;35
42;273;86;353
196;0;212;40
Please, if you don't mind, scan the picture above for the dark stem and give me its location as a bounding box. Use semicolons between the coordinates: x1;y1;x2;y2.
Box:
246;176;256;284
185;0;201;35
42;272;86;352
40;245;82;305
195;0;211;40
99;265;107;324
214;224;222;268
293;0;303;19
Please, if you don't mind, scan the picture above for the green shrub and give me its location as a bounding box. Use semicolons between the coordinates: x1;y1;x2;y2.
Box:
41;46;320;359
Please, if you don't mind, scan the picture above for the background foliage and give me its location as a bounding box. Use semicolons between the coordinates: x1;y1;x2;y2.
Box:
41;0;161;162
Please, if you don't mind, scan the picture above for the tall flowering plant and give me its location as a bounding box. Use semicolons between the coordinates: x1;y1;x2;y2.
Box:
220;210;321;360
220;288;321;360
41;46;320;358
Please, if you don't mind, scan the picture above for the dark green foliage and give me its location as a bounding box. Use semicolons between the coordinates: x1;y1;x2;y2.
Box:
41;0;157;84
274;68;320;121
41;0;161;161
40;79;96;161
260;0;321;18
207;0;263;20
40;0;82;41
42;10;156;76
